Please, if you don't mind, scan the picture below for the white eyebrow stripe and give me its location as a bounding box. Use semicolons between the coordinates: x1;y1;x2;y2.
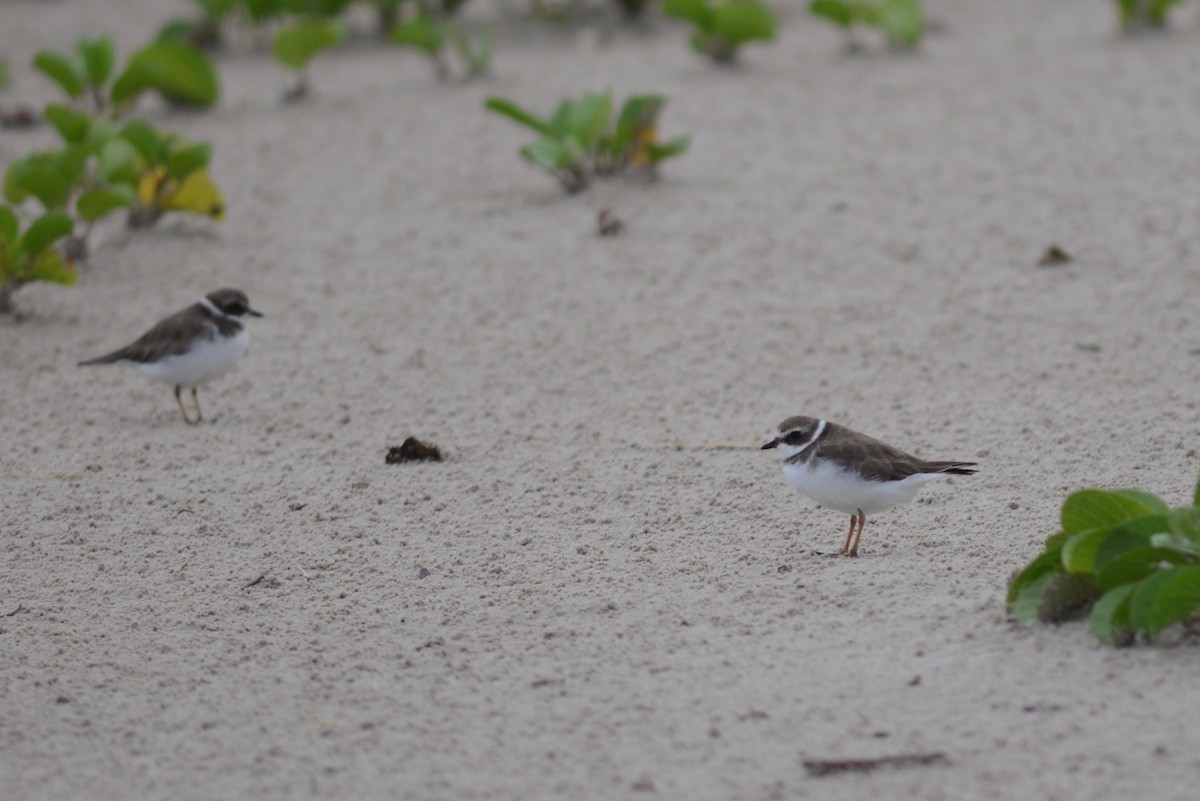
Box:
794;419;827;454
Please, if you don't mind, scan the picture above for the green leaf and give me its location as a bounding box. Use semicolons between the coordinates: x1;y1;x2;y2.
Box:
157;19;199;43
77;185;135;222
43;105;91;144
391;15;444;55
120;121;165;164
810;0;855;27
567;91;612;150
1061;489;1162;534
165;142;212;181
87;119;119;150
877;0;923;46
484;97;553;136
272;19;346;70
5;158;72;210
97;139;137;184
111;41;220;108
1167;506;1200;543
1007;546;1065;604
21;211;73;255
1150;531;1200;558
78;36;116;86
1092;514;1169;571
664;0;716;29
1112;489;1170;516
33;51;85;99
1010;573;1054;627
1090;585;1136;646
1095;546;1189;591
245;0;287;22
28;249;77;286
643;136;691;163
1060;528;1109;574
613;95;664;152
1128;565;1200;639
711;1;777;46
0;206;18;245
521;137;568;172
1194;474;1200;509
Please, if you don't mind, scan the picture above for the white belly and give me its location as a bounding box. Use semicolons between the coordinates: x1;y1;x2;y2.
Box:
135;329;249;388
782;458;946;516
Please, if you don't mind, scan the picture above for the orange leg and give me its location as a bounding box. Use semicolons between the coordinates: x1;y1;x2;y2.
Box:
847;510;867;557
174;386;195;424
837;514;858;555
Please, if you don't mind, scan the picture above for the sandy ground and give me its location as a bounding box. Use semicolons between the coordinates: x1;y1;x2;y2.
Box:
4;0;1200;798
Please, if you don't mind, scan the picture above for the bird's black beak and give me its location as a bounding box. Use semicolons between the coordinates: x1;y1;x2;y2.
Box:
247;308;264;317
761;438;778;450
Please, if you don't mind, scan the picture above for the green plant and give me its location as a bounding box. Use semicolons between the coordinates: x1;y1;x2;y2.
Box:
0;207;76;313
1113;0;1188;29
809;0;923;48
485;91;690;193
122;122;226;228
0;59;9;92
273;18;347;100
391;12;491;80
4;112;223;245
1008;475;1200;646
33;37;219;115
663;0;775;63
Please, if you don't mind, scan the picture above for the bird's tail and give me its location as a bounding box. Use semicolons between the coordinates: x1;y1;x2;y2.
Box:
925;461;978;476
77;350;127;366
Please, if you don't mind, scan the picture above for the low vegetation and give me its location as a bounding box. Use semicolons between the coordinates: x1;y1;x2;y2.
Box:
485;91;690;193
809;0;924;49
1008;476;1200;645
663;0;776;63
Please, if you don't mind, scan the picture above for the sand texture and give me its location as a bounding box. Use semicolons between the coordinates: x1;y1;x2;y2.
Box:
4;0;1200;798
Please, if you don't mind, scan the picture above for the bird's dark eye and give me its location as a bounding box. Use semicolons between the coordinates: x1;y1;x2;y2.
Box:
785;430;807;444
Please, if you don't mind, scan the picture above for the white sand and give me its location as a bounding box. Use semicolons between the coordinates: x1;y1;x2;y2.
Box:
4;0;1200;798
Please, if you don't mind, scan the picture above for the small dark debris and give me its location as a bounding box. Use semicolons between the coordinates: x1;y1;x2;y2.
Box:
242;575;266;590
55;695;71;704
1075;342;1101;353
908;675;921;686
777;564;792;573
872;731;890;739
417;567;430;579
289;502;307;512
631;778;655;793
738;710;769;722
803;752;948;778
531;678;562;688
3;604;23;617
1022;702;1065;714
387;437;443;463
1038;244;1072;266
598;208;624;236
0;105;39;129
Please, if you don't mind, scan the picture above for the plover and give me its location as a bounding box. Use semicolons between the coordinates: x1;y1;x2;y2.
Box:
762;416;977;557
78;288;262;423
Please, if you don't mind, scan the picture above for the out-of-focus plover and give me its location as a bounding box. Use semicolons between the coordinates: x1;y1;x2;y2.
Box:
762;416;977;557
79;288;262;423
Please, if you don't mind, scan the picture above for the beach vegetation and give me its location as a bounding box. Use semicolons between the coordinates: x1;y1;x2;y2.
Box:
809;0;924;48
0;207;76;314
485;91;690;193
663;0;776;63
1008;475;1200;646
